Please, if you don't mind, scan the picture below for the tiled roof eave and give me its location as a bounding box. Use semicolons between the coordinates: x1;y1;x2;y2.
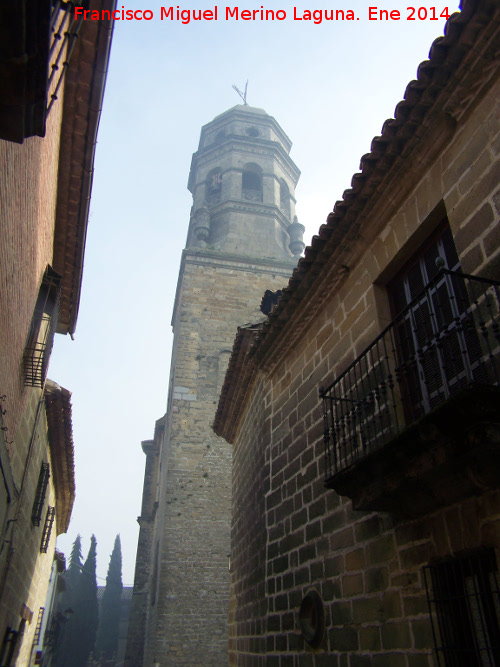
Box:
251;0;500;370
53;0;116;336
45;380;76;535
213;325;262;443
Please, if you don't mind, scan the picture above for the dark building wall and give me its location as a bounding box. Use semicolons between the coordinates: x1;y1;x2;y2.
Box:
230;373;270;664
218;6;500;665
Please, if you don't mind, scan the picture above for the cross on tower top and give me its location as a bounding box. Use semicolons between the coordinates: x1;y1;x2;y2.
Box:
232;80;248;105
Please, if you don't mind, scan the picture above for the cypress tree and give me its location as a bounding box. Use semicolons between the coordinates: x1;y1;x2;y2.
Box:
53;534;83;666
55;535;99;667
75;534;99;666
95;535;123;660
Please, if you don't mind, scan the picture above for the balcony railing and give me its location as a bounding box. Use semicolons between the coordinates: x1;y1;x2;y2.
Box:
321;268;500;483
0;1;85;143
47;2;86;116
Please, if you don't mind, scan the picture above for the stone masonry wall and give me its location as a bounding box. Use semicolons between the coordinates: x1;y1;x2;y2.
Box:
229;70;500;664
230;372;270;665
146;252;295;667
125;433;161;666
0;388;59;664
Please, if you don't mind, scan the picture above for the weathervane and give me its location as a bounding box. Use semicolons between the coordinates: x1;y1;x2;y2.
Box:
232;80;249;105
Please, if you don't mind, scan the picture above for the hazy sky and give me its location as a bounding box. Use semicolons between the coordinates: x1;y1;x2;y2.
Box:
51;0;461;584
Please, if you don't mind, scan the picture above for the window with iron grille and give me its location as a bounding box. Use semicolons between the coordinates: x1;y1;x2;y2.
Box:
32;607;44;648
32;463;50;527
24;266;62;388
423;548;500;666
0;627;18;667
40;507;55;554
387;224;486;421
321;217;500;483
206;168;222;206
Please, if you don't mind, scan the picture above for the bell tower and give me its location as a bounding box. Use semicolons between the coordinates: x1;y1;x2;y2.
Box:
187;105;303;259
125;106;304;667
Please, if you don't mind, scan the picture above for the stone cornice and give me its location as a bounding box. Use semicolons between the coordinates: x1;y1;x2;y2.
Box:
189;134;301;193
171;249;297;329
201;105;293;152
204;198;296;231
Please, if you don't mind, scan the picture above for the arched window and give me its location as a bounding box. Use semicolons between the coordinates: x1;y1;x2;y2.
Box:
242;163;263;202
280;180;291;219
206;168;222;206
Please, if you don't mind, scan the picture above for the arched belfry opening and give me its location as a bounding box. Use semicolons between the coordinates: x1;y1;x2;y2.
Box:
242;163;263;202
280;180;291;219
207;168;222;206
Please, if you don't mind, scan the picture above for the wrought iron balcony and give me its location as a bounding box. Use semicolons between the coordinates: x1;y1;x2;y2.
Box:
321;267;500;517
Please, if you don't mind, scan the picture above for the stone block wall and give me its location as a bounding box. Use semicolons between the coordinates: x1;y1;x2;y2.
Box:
144;252;296;667
230;373;270;664
0;389;59;665
228;65;500;665
125;431;161;667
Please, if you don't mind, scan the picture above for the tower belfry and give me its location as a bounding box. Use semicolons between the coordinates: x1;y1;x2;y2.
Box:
125;105;304;666
188;105;302;258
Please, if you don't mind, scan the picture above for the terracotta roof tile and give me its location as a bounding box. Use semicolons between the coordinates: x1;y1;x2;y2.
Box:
53;0;116;335
253;0;499;365
215;0;500;438
45;380;76;535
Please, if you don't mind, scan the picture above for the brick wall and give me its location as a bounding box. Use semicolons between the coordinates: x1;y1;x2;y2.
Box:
0;94;64;452
0;62;67;663
228;61;500;666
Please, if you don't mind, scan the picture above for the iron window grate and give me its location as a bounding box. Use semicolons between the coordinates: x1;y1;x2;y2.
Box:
24;266;62;388
32;607;45;648
423;548;500;666
32;463;50;527
321;268;500;481
40;506;56;553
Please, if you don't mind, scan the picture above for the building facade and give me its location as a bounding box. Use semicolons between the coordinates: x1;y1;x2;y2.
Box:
215;1;500;664
125;105;305;666
0;2;114;664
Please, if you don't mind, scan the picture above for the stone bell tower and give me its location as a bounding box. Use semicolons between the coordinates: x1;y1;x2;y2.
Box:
125;105;304;667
